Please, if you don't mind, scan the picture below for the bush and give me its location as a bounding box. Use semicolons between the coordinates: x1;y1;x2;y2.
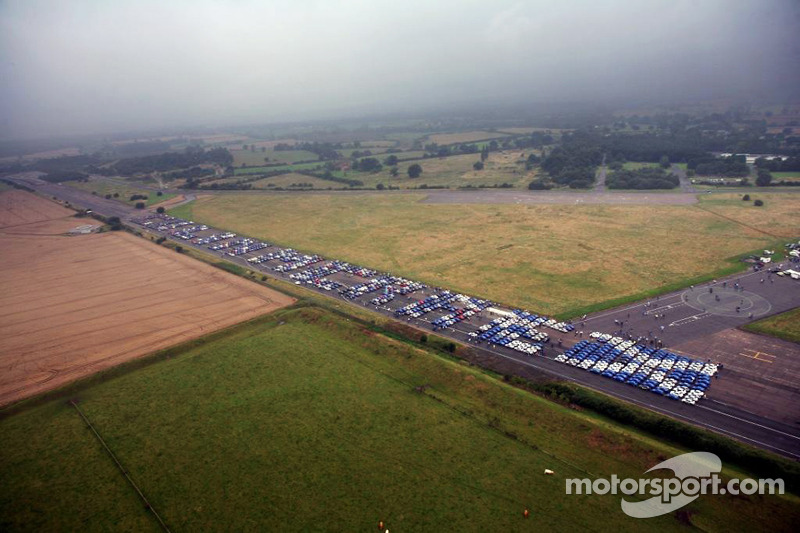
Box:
742;194;751;201
135;201;146;209
156;206;165;213
376;183;385;190
528;180;551;190
473;161;484;170
175;245;183;253
754;199;764;206
155;237;166;244
408;163;422;178
156;191;163;196
104;194;111;199
756;169;772;187
113;192;119;198
106;216;122;231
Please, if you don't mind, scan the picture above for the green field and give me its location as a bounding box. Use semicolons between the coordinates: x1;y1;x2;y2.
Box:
233;149;319;167
2;306;797;531
67;179;175;206
772;172;800;182
234;162;323;176
169;193;799;317
743;307;800;343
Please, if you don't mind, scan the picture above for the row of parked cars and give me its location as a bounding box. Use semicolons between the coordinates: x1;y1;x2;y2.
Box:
469;313;550;356
132;214;718;407
430;297;492;330
555;338;717;405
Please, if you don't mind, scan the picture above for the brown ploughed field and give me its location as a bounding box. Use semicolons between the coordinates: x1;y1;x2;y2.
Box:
0;190;294;406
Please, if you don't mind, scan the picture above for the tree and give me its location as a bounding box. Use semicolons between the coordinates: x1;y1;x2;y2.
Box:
113;192;119;198
261;146;266;153
135;201;146;209
384;155;398;166
390;166;399;177
408;164;422;178
742;194;751;201
376;183;385;190
104;194;111;199
480;147;489;162
659;155;671;168
357;157;382;173
156;206;166;213
756;168;772;187
473;161;484;170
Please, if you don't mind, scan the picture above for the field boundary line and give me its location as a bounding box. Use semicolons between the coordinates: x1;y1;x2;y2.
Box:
70;400;171;533
693;203;782;239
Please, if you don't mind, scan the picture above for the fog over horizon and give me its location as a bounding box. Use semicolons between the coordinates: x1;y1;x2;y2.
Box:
1;0;798;140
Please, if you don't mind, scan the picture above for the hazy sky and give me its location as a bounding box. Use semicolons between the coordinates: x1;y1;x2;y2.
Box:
1;0;798;139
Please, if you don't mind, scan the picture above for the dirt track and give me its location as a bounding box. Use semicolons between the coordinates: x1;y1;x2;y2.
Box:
0;191;295;406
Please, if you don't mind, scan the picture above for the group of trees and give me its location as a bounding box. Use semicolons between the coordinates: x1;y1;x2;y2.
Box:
755;156;800;172
351;157;382;173
41;170;89;183
540;132;602;188
689;155;749;177
607;167;679;190
111;146;232;175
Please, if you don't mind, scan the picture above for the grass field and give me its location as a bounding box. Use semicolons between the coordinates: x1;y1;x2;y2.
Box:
169;192;799;317
232;149;319;167
2;306;797;531
234;162;322;176
427;131;509;145
67;179;175;206
250;172;335;189
621;162;661;170
340;151;535;189
743;307;800;344
772;172;800;182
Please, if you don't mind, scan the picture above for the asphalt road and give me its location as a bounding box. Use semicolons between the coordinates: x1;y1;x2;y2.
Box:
10;176;800;458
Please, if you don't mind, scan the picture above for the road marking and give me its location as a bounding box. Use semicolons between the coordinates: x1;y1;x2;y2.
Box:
739;349;776;363
670;313;709;327
644;302;686;315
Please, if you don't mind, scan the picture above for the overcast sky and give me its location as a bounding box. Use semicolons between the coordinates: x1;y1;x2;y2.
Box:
1;0;798;139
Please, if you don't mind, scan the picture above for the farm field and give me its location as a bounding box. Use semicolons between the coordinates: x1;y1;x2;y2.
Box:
0;191;293;406
743;308;800;344
2;306;796;532
427;130;509;145
0;189;74;227
67;178;175;206
170;193;800;317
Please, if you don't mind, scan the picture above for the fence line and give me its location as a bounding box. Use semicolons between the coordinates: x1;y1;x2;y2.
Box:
70;400;171;533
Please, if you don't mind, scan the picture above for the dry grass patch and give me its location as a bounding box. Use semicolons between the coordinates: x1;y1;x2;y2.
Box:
177;192;799;316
